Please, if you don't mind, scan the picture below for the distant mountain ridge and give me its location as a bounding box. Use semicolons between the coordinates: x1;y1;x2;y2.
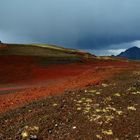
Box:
117;46;140;60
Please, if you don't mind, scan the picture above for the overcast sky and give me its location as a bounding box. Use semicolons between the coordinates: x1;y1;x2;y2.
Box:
0;0;140;55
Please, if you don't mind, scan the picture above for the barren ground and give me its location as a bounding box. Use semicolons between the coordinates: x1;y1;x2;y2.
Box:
0;60;140;140
0;59;132;113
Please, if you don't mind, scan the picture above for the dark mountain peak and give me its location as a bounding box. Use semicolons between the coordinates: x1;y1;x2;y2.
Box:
128;46;139;50
124;46;140;53
117;46;140;60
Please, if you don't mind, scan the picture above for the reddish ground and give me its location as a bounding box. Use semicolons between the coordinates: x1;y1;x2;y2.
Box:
0;56;135;114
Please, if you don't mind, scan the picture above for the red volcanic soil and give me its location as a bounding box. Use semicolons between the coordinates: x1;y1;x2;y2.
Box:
0;56;134;113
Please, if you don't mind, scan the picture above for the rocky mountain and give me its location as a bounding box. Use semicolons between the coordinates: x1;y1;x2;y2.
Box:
117;46;140;60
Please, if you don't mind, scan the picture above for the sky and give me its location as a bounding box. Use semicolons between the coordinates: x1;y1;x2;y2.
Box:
0;0;140;56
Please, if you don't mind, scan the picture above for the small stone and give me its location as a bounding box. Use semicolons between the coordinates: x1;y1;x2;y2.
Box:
127;106;136;111
97;121;103;125
85;90;88;93
52;103;58;107
33;126;39;131
96;92;101;95
77;107;82;110
72;126;76;129
107;97;112;101
106;106;116;111
102;108;108;113
114;93;121;97
88;89;97;93
55;124;58;127
28;110;32;113
96;109;102;112
86;98;92;103
94;115;101;121
93;104;100;108
102;129;113;135
30;135;38;140
21;131;29;139
96;134;102;139
48;129;52;134
83;110;89;114
21;125;39;139
102;83;108;87
131;92;137;95
77;100;82;103
85;107;91;110
5;119;8;123
134;134;140;138
117;110;123;115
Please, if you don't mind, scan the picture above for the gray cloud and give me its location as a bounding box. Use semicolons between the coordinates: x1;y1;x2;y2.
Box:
0;0;140;55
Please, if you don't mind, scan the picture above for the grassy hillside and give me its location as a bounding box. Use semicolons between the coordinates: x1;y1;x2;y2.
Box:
0;43;94;59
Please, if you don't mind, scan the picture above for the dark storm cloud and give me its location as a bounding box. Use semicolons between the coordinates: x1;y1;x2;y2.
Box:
0;0;140;54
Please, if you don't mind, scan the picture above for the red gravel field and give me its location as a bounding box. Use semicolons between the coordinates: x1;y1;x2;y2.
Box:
0;53;140;140
0;55;133;113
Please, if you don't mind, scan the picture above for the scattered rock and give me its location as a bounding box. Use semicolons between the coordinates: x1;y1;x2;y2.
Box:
102;129;113;135
52;103;58;107
102;83;109;87
96;134;102;139
114;93;121;97
127;106;136;111
72;126;76;129
21;126;39;140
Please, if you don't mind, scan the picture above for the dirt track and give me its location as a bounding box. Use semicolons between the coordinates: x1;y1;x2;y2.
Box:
0;62;140;140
